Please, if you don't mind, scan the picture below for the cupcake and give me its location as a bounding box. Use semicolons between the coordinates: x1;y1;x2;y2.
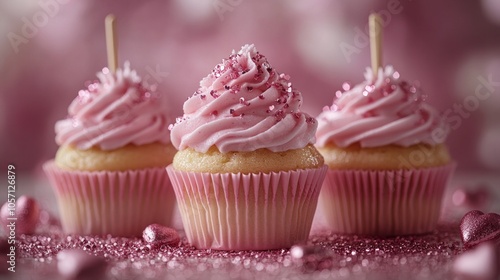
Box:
316;66;455;236
167;44;327;250
43;62;177;237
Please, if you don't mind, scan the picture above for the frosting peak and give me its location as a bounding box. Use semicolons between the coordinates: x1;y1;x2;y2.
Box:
55;62;171;150
316;66;448;148
170;44;317;153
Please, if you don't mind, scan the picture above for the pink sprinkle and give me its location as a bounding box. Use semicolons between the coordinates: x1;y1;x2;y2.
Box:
210;90;219;98
342;82;351;91
274;110;285;121
279;73;290;80
239;97;250;106
306;117;316;124
88;83;99;92
276;97;287;104
77;90;91;103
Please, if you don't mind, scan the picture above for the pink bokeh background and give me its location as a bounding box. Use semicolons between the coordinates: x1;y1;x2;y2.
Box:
2;0;500;177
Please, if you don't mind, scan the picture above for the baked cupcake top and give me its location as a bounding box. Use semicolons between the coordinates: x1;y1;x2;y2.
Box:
55;62;171;150
316;66;448;148
169;44;317;153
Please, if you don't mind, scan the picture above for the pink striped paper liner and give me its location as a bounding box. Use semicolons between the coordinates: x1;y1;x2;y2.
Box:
318;163;455;236
43;160;176;237
166;165;328;250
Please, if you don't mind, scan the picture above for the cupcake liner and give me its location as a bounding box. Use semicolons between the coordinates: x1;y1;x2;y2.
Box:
166;165;328;250
43;160;176;237
318;163;456;236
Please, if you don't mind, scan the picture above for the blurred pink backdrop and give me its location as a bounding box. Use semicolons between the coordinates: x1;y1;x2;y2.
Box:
2;0;500;178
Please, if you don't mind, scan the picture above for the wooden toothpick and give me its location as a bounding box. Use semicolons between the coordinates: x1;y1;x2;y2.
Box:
105;14;118;73
369;13;383;76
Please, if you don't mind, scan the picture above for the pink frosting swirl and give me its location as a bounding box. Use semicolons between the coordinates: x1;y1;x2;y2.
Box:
55;62;171;150
169;44;317;153
316;66;448;148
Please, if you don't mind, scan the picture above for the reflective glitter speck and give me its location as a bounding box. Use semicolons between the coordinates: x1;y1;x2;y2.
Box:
17;197;462;279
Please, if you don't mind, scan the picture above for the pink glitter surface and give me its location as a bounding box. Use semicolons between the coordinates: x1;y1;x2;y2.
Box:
11;223;463;280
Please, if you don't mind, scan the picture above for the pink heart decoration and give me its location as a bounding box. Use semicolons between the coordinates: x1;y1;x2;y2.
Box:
0;196;40;235
453;242;499;280
142;224;180;248
57;249;107;279
460;210;500;249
